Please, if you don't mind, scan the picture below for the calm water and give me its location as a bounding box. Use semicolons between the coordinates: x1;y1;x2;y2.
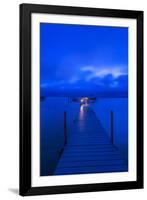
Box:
92;98;128;162
40;97;80;175
40;97;128;176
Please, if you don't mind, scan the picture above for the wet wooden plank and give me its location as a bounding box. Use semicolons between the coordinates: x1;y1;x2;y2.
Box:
54;106;127;175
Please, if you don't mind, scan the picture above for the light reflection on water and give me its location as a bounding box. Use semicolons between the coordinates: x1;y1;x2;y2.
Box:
79;105;84;120
79;104;89;120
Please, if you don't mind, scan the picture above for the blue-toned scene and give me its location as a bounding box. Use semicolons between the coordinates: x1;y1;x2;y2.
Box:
40;23;128;176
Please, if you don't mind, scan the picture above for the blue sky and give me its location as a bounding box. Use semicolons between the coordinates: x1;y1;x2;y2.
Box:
40;23;128;97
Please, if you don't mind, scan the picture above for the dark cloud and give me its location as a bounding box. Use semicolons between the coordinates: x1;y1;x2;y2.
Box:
41;74;128;97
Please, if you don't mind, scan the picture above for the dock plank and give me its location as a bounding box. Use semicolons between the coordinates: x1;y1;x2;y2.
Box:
54;105;127;175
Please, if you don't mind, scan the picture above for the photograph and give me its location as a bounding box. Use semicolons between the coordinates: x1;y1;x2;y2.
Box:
20;4;143;195
40;23;128;176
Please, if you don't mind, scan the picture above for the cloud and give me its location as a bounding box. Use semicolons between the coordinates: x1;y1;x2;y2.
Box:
40;64;128;97
81;65;127;80
41;73;128;97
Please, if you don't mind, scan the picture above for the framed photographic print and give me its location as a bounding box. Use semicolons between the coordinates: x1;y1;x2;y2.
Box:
19;3;143;196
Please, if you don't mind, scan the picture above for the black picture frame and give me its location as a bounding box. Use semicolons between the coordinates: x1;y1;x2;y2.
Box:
19;3;144;196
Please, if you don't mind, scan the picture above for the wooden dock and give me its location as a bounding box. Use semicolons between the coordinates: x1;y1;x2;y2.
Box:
54;105;127;175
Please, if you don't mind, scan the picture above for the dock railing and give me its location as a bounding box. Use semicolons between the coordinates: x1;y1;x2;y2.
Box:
110;110;114;144
64;111;67;145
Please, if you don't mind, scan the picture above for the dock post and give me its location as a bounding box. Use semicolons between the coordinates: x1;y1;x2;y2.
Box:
64;111;67;145
110;110;114;144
